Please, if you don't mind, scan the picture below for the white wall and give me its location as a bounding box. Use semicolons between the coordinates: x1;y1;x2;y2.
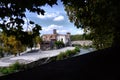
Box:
57;35;68;44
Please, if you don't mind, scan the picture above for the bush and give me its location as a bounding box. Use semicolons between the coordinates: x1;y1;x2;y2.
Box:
56;52;66;60
0;68;10;74
50;47;80;61
9;62;25;71
71;49;77;55
75;46;80;52
55;41;65;49
0;62;25;75
65;50;72;57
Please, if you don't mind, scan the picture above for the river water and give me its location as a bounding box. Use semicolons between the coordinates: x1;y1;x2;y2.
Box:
74;48;96;57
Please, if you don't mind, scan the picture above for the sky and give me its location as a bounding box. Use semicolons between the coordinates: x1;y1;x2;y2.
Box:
25;0;84;36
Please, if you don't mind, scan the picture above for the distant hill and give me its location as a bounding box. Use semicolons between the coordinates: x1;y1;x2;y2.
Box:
71;34;91;41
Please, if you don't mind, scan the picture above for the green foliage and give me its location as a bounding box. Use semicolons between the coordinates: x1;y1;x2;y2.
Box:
35;36;42;44
0;33;26;56
71;34;83;41
0;0;57;48
0;62;25;74
56;47;80;60
0;46;4;57
75;46;80;52
56;52;66;60
55;41;65;49
34;36;42;48
71;33;92;41
62;0;120;48
0;67;11;74
9;62;25;70
65;50;72;57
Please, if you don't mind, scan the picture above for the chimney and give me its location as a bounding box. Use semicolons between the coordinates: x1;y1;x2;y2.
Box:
53;29;57;34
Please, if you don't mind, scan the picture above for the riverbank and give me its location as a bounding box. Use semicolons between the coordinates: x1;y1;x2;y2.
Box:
0;47;119;80
0;47;75;67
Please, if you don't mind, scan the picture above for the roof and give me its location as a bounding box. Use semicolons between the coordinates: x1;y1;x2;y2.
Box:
42;34;57;41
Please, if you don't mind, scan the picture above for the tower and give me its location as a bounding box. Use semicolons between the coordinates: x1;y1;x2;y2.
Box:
53;29;57;34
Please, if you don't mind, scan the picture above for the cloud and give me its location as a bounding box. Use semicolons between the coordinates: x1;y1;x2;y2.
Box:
57;29;68;33
76;29;84;34
53;15;64;21
42;24;63;32
37;12;59;19
41;24;72;35
37;12;64;21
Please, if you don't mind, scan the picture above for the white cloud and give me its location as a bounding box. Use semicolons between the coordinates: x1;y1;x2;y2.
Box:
76;30;84;34
37;12;59;19
57;30;68;33
53;15;64;21
42;24;63;32
37;12;64;22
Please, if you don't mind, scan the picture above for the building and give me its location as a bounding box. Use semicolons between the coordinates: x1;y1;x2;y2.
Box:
41;29;71;50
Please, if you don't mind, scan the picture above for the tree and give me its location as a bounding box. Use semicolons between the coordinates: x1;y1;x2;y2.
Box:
62;0;120;49
0;0;57;46
71;33;92;41
0;33;26;56
34;36;42;48
0;0;119;49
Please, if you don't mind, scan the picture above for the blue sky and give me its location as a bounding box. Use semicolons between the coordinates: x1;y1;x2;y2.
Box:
25;0;84;35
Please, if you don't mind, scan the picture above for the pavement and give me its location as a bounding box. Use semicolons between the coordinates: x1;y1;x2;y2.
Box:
0;47;75;67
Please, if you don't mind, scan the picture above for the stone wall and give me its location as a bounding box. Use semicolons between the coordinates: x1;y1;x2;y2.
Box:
71;40;92;46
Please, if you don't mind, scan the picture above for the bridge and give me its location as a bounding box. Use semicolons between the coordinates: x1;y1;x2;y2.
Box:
71;40;92;46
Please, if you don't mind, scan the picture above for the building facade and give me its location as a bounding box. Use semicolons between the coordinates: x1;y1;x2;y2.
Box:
41;29;71;50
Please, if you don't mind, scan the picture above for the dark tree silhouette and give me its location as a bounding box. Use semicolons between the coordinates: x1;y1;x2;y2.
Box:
0;0;120;48
62;0;120;48
0;0;57;46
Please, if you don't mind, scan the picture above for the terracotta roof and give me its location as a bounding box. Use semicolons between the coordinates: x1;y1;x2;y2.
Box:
42;34;57;41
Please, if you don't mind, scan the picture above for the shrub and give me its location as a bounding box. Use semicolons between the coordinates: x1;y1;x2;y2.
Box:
65;50;72;57
48;57;57;62
75;46;80;52
0;68;9;74
56;52;65;60
9;62;23;70
0;62;25;75
50;47;80;61
71;49;77;55
55;41;65;49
